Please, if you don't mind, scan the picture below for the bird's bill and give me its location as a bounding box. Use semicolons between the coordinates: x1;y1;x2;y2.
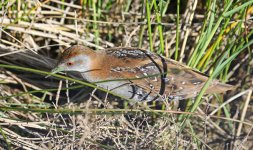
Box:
50;66;64;74
45;66;64;78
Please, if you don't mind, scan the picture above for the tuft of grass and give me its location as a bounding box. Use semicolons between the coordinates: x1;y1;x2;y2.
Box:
0;0;253;149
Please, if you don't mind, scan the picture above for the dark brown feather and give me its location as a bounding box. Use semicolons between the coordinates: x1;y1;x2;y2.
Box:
103;47;235;100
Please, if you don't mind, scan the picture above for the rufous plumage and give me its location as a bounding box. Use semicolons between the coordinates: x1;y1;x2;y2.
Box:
51;45;235;102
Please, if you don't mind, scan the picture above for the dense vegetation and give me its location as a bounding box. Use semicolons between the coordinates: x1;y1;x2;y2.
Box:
0;0;252;149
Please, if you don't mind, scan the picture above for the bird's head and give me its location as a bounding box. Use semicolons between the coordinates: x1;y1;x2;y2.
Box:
51;45;96;74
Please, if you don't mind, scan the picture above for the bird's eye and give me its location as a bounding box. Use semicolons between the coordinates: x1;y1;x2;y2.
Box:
67;62;73;66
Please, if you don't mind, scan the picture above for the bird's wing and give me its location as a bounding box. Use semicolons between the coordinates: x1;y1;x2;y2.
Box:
106;47;233;100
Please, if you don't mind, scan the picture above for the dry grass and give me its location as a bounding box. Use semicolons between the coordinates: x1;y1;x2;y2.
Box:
0;0;253;149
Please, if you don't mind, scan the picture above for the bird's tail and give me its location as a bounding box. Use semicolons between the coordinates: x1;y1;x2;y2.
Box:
206;80;236;94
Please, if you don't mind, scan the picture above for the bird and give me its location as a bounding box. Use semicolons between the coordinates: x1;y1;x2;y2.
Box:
51;45;235;102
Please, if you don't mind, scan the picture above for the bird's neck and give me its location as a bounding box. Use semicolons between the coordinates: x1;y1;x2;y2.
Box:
83;52;110;82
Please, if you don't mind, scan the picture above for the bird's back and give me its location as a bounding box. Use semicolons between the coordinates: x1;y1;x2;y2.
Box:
101;47;234;101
